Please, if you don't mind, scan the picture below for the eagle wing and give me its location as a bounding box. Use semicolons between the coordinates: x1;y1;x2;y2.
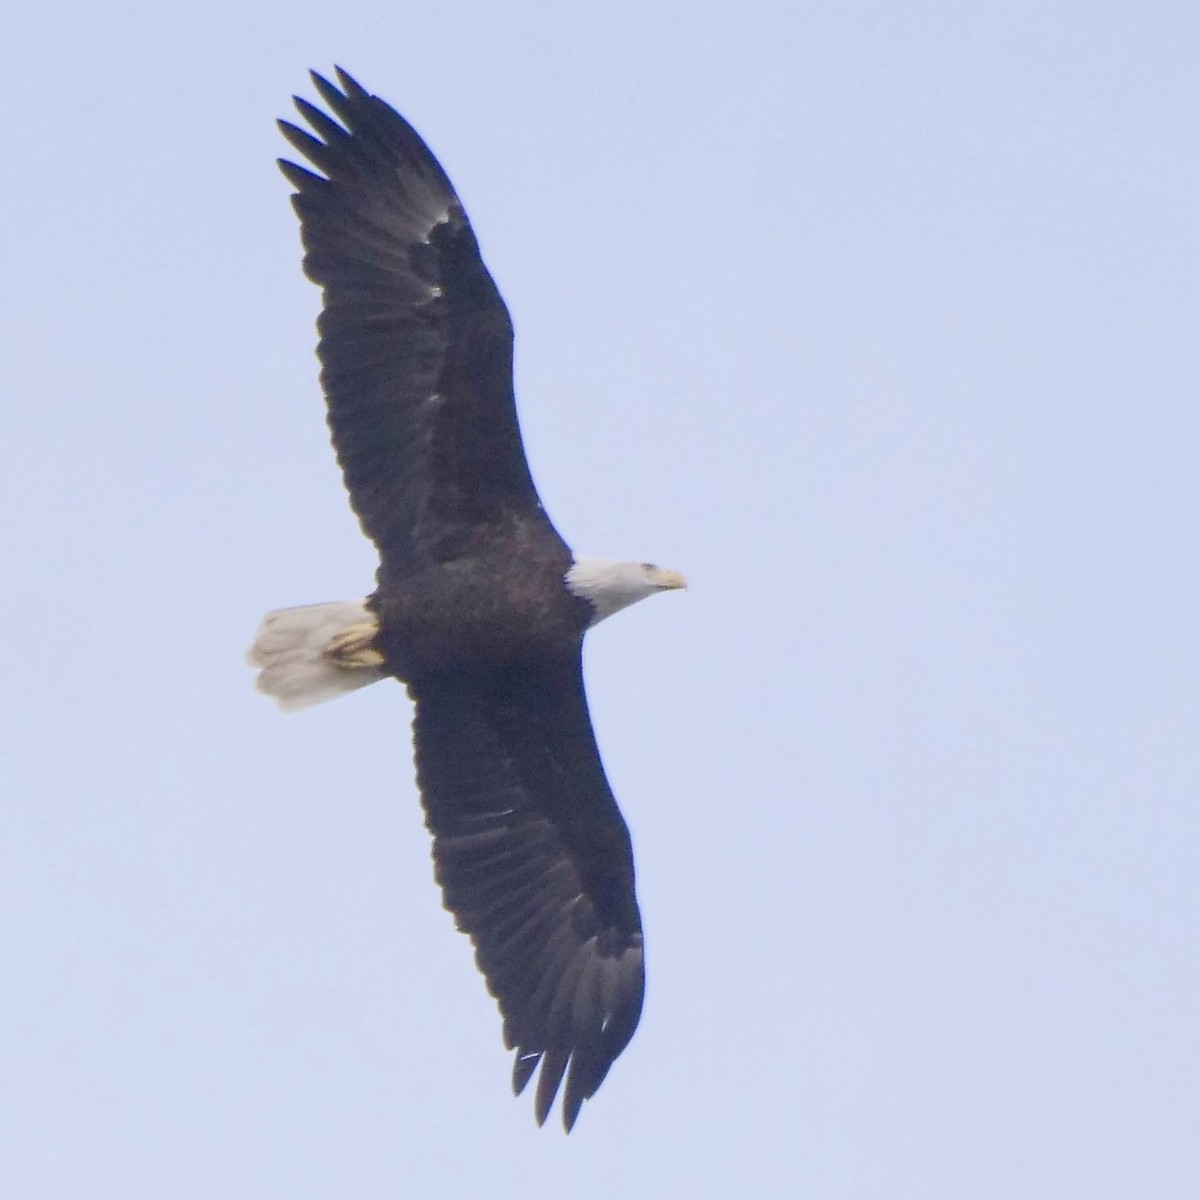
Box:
410;655;645;1130
278;69;563;576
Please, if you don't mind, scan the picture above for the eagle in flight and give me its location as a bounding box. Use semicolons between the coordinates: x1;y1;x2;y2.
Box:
248;69;685;1131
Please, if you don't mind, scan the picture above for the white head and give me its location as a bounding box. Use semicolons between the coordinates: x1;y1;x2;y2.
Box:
565;556;687;626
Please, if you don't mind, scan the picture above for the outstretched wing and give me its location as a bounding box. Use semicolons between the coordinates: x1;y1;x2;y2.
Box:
410;655;645;1130
278;69;562;576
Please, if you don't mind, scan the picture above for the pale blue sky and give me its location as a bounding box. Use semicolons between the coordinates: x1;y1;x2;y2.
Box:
3;2;1198;1197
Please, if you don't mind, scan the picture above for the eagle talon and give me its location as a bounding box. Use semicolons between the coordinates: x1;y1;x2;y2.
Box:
325;621;385;669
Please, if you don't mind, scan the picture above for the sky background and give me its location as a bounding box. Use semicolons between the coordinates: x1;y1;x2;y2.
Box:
3;2;1198;1196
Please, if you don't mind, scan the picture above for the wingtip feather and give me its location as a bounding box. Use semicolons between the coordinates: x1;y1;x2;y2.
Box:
533;1047;569;1128
512;1050;538;1096
310;69;347;112
335;65;369;97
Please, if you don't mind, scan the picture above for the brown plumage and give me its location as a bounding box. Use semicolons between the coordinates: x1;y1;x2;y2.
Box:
251;68;684;1130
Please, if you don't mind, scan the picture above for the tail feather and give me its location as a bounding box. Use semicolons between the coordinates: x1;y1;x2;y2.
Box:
247;600;388;712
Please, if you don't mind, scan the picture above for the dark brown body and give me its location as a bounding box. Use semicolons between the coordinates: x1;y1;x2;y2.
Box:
371;538;590;680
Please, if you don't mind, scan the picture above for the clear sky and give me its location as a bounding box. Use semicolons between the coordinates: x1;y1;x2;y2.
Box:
3;2;1198;1196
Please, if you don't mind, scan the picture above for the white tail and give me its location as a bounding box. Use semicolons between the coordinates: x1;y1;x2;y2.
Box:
247;600;388;712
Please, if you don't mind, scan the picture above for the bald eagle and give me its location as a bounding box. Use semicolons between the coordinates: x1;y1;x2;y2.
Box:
247;69;685;1131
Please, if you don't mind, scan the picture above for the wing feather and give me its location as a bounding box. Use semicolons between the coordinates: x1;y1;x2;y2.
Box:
411;657;644;1130
279;69;561;576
